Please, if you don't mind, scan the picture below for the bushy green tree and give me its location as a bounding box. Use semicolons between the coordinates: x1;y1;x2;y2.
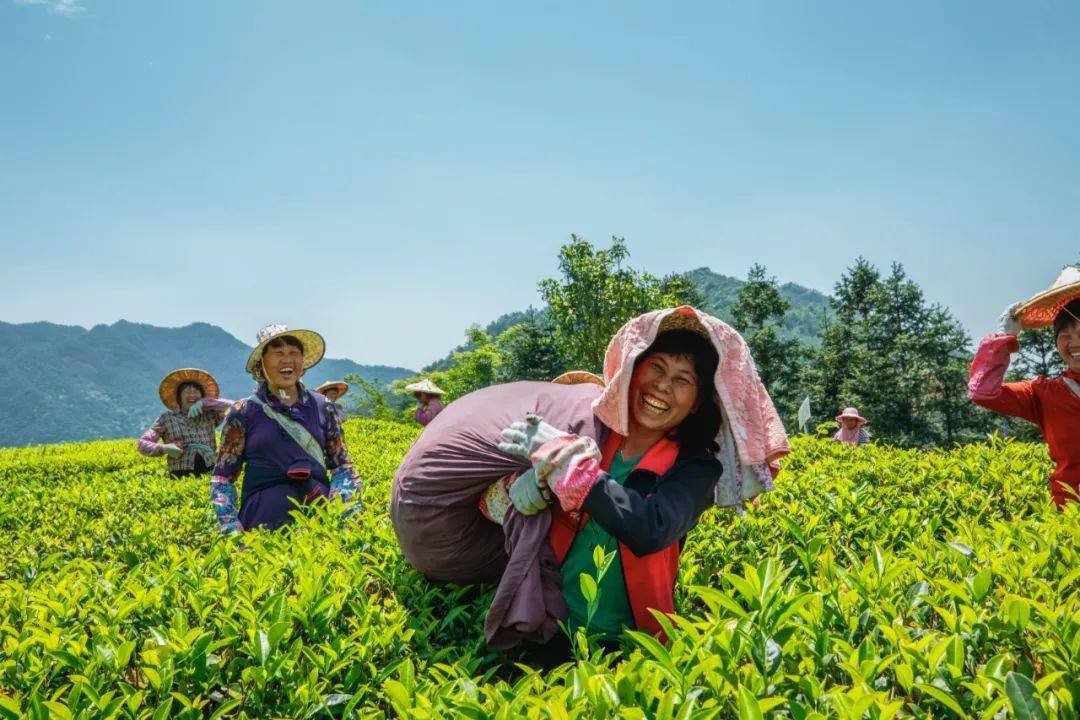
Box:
344;374;409;422
806;258;985;447
411;327;504;403
539;235;699;372
730;264;805;421
1013;327;1065;379
495;311;566;383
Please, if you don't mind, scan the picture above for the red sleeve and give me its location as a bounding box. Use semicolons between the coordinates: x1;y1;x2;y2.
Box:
968;332;1039;423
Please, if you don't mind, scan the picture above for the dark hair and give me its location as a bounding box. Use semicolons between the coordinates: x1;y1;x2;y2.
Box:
634;329;722;454
175;381;204;407
262;335;305;357
1053;300;1080;339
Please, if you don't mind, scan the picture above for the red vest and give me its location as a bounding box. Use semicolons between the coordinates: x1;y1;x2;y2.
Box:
548;433;681;639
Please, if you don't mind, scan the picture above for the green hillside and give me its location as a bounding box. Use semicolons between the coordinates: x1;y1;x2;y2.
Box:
683;267;831;345
423;267;830;372
0;321;414;447
0;421;1074;718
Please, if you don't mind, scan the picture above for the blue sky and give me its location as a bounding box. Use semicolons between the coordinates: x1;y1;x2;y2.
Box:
2;1;1078;369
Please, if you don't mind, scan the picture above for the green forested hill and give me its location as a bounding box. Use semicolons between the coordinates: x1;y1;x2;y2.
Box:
683;267;831;344
1;320;413;447
423;266;831;372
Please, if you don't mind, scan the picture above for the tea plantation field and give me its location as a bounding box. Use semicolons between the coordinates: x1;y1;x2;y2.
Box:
0;420;1076;718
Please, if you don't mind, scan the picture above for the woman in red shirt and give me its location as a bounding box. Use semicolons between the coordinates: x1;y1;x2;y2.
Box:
969;297;1080;507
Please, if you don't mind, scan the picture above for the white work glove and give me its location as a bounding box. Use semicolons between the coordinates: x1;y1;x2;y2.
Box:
161;443;183;458
999;302;1024;336
498;413;569;458
507;468;550;516
186;400;204;418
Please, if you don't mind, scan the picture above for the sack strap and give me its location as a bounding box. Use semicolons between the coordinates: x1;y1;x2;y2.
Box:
248;395;327;472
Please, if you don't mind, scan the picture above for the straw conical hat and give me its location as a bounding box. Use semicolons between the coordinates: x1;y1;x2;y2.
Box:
316;381;349;397
404;379;445;396
245;324;326;376
158;368;220;411
1014;267;1080;329
551;370;605;387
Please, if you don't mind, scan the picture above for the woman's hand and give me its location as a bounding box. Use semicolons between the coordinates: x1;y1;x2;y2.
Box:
999;302;1023;336
161;443;183;458
507;468;550;515
531;434;603;513
498;412;568;458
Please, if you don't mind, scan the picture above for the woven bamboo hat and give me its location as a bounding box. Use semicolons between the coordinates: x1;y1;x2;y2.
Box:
158;368;219;411
404;378;445;396
316;381;349;398
1014;267;1080;329
551;370;605;387
245;324;326;376
657;306;712;340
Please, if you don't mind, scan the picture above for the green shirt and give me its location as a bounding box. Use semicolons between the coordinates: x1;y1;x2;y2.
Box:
561;451;640;638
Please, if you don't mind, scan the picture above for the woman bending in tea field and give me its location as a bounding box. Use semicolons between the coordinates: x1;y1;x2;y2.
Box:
138;368;233;477
491;307;789;657
970;269;1080;507
209;325;361;533
391;307;789;651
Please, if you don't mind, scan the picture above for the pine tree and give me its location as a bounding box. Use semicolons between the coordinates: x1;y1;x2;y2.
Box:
731;264;805;421
807;258;982;447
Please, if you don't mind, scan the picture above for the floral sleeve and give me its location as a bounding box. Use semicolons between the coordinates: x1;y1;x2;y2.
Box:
213;402;247;480
210;402;248;534
324;403;362;512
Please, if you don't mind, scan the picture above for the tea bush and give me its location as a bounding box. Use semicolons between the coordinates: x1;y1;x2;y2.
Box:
0;422;1076;718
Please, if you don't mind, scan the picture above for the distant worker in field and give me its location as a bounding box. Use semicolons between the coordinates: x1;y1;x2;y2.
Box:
209;325;362;533
969;266;1080;507
833;407;871;445
316;381;350;425
137;368;233;477
391;306;790;657
406;379;446;426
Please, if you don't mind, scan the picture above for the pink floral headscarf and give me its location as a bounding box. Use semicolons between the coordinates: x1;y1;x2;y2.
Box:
591;306;791;506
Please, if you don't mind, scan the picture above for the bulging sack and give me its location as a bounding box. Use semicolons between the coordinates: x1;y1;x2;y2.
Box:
391;381;605;648
391;380;605;582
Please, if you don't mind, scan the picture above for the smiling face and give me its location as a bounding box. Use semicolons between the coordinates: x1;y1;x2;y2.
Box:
628;352;701;438
841;417;859;430
177;383;204;413
261;337;306;390
1057;322;1080;373
323;388;342;401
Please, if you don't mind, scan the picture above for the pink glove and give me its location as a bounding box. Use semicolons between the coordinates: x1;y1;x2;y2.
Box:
968;332;1018;401
531;435;603;513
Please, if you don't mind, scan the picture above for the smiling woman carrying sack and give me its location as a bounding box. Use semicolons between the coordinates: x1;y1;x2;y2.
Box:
210;324;362;533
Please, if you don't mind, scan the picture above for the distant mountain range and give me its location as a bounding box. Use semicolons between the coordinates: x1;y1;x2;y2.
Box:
424;266;831;372
2;320;414;447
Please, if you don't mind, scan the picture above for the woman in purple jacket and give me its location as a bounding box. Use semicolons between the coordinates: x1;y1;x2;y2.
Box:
210;325;362;533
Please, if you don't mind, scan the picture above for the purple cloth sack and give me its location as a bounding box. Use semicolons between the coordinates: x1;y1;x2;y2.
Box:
391;380;606;649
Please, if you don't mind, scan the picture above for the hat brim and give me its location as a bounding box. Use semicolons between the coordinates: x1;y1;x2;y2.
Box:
551;371;606;387
657;307;712;340
835;414;869;426
245;329;326;375
1016;281;1080;329
404;381;445;395
316;381;349;397
159;368;220;411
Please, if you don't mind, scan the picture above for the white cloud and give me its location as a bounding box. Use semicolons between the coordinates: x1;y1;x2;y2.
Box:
13;0;85;16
